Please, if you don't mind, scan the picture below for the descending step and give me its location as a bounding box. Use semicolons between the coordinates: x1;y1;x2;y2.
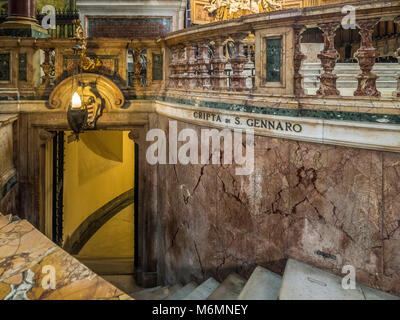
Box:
164;284;183;300
101;275;140;294
207;273;247;300
237;266;282;300
131;286;163;300
360;284;400;300
144;286;171;300
183;278;220;300
166;282;197;300
279;258;400;300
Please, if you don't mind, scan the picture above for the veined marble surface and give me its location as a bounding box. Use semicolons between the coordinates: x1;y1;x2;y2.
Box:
0;214;132;300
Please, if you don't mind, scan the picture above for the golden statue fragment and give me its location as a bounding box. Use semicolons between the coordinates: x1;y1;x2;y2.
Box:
73;19;103;72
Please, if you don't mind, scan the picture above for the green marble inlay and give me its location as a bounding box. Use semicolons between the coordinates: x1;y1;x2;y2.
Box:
0;53;10;81
266;38;281;83
132;95;400;125
19;53;27;81
152;54;163;81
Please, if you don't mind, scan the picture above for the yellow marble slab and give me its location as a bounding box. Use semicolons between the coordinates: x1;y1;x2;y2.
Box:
0;218;132;300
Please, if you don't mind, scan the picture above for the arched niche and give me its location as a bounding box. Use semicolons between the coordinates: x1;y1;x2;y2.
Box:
47;73;125;110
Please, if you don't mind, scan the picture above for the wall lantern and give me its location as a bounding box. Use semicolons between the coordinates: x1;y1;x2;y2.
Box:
67;20;104;140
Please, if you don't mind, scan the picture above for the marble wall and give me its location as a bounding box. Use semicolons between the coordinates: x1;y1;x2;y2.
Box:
157;116;400;296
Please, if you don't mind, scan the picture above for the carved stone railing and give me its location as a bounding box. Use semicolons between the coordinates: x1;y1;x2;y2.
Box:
166;33;255;92
0;0;399;103
0;37;163;99
162;0;400;100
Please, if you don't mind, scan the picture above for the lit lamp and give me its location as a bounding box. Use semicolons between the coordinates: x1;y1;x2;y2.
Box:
67;91;88;140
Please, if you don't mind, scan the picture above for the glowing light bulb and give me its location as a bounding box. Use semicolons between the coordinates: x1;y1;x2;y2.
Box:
71;92;82;109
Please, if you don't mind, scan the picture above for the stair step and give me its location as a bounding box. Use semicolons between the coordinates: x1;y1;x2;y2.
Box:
207;273;246;300
183;278;220;300
279;258;399;300
237;266;282;300
163;284;183;300
166;282;197;300
101;275;140;294
131;286;162;300
145;286;171;300
360;285;400;300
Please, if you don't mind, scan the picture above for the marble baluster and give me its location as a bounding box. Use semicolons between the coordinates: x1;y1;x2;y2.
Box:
186;42;198;89
354;18;381;97
395;18;400;97
211;37;228;90
293;25;306;96
317;22;340;96
176;45;186;88
133;47;143;89
168;46;178;88
230;33;248;91
197;40;211;89
40;48;55;87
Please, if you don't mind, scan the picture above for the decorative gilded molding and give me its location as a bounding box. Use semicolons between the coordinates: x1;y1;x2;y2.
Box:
47;73;125;110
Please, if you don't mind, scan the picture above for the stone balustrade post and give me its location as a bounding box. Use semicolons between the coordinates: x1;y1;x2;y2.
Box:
168;46;179;88
316;22;340;96
133;47;143;89
40;48;55;88
354;18;381;97
230;33;248;91
293;25;306;96
185;42;198;89
176;45;186;88
197;40;211;89
211;37;228;90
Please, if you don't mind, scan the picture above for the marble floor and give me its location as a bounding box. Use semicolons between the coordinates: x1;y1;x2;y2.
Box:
0;213;132;300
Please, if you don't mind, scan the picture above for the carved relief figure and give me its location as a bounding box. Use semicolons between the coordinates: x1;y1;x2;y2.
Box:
205;0;282;21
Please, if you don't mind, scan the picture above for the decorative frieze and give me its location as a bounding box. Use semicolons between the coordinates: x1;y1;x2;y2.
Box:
155;100;400;153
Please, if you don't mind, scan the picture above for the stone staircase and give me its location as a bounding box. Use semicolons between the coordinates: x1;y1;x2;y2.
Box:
301;62;400;97
1;212;399;300
130;259;400;300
